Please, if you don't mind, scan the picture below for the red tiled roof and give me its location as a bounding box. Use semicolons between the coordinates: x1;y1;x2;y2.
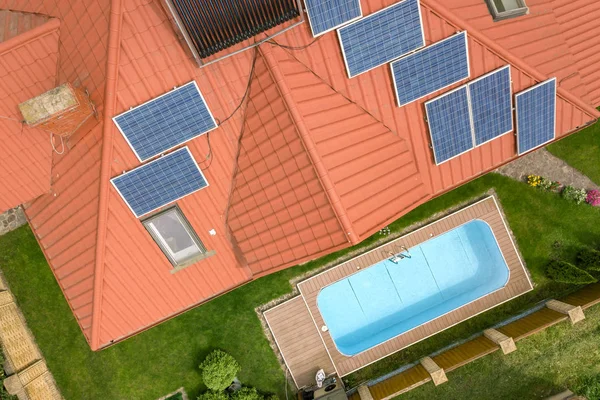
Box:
0;10;49;43
271;45;430;238
0;17;59;212
553;0;600;105
228;48;349;275
2;0;599;349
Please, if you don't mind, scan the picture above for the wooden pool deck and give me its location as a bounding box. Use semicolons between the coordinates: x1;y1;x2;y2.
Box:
263;196;533;388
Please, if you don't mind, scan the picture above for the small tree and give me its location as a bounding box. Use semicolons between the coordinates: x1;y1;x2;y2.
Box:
576;248;600;272
231;387;274;400
198;391;230;400
199;350;241;391
546;260;597;284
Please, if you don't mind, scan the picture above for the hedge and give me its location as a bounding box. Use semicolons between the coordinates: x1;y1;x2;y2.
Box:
546;260;597;284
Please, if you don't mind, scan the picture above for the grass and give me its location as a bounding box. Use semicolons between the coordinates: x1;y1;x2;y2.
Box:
400;304;600;399
547;120;600;185
1;172;600;399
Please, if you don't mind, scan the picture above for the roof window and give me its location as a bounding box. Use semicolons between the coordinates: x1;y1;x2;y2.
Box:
486;0;529;21
143;206;215;272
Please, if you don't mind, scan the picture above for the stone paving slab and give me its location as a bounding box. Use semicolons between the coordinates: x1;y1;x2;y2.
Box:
0;207;27;236
496;148;599;190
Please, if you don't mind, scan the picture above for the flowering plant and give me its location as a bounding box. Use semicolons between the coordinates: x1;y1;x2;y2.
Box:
549;181;562;192
586;190;600;206
527;175;541;187
539;177;553;190
562;186;587;204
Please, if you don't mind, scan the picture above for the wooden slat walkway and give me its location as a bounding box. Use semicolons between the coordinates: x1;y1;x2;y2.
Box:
432;335;499;372
264;297;335;388
368;364;430;400
297;196;533;377
561;283;600;309
498;308;567;341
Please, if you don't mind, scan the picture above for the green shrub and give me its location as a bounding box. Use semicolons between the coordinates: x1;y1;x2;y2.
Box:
562;186;587;204
198;391;230;400
576;248;600;272
231;387;264;400
572;374;600;400
199;350;241;391
546;260;597;284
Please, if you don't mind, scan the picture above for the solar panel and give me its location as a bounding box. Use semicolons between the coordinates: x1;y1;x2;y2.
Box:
468;65;513;146
306;0;362;37
425;86;474;164
111;147;208;218
515;78;556;155
391;31;469;106
338;0;425;78
114;81;217;162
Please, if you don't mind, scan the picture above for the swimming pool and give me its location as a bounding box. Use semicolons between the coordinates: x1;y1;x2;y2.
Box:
317;219;510;356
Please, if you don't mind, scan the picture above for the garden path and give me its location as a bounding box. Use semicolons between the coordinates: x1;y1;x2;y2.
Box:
496;148;600;190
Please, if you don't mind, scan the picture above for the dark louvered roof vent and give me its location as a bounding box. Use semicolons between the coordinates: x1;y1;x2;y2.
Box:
164;0;303;66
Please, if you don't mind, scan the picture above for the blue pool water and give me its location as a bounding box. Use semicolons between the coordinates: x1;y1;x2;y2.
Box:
317;220;509;356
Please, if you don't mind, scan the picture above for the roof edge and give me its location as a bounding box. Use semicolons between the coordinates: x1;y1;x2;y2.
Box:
260;45;358;244
0;17;60;56
422;0;600;120
90;0;123;351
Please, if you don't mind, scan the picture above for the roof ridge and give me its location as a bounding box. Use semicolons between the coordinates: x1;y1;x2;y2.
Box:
422;0;600;119
259;45;357;244
90;0;123;351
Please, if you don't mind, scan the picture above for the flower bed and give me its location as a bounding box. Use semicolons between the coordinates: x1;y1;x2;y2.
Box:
527;175;598;206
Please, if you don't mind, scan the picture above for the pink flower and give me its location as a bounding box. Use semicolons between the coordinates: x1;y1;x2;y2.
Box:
586;190;600;206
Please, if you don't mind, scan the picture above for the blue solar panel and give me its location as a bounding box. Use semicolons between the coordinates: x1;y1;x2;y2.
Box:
425;86;474;164
391;32;469;106
469;65;513;146
516;78;556;155
114;81;217;162
306;0;362;36
338;0;425;78
111;147;208;217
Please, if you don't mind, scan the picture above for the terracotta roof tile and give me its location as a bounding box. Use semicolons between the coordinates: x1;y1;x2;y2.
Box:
5;0;600;350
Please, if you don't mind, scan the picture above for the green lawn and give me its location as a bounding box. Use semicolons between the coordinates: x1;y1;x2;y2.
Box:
547;120;600;185
400;303;600;399
1;171;600;399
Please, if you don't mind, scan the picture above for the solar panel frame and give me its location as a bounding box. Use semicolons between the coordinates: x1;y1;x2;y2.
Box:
515;78;557;155
113;81;218;162
305;0;363;37
337;0;426;78
390;31;470;107
425;85;475;165
111;147;209;218
468;65;514;147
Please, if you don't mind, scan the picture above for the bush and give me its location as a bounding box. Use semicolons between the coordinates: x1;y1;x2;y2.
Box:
586;189;600;206
198;391;230;400
230;387;278;400
572;374;600;400
546;260;597;284
199;350;241;391
577;248;600;272
231;387;263;400
562;186;587;204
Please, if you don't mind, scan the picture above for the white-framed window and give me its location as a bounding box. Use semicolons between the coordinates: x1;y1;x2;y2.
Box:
486;0;528;21
143;206;211;269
